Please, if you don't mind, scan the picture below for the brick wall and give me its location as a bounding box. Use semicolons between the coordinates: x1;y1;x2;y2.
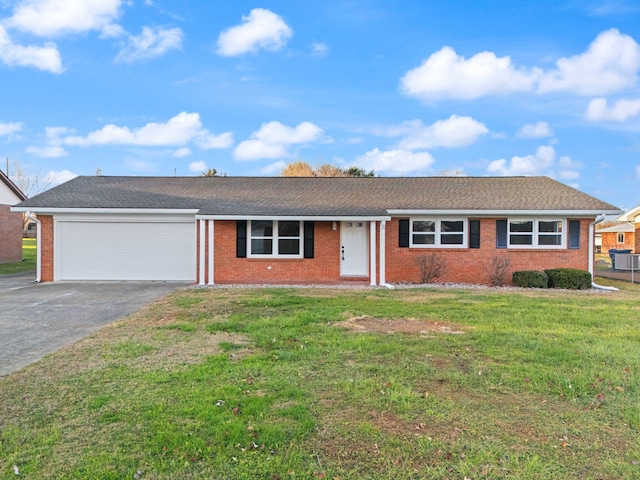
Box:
40;215;53;281
209;220;344;284
636;225;640;254
0;205;23;263
601;231;636;253
385;218;591;285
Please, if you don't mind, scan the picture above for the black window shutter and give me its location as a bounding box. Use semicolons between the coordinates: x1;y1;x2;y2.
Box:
469;220;481;249
496;219;507;249
236;221;247;258
399;219;410;248
303;221;314;258
568;220;580;249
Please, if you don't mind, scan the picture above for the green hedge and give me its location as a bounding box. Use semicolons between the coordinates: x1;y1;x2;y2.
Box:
544;268;592;290
512;270;549;288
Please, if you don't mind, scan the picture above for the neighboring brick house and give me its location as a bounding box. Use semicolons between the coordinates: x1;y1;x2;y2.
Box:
0;169;27;264
618;204;640;254
12;176;621;285
596;222;636;253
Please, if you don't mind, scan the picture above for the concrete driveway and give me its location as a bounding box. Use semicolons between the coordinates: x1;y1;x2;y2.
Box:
0;273;188;377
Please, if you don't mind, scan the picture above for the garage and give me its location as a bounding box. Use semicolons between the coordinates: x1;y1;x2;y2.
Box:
54;215;196;281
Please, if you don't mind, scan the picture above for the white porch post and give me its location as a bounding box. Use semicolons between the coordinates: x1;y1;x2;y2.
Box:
198;219;205;285
370;221;377;286
208;220;214;285
379;220;386;285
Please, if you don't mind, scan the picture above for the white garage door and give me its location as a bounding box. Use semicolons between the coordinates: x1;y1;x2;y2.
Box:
56;218;196;281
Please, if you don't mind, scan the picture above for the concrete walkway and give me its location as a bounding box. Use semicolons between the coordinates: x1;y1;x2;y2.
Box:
0;274;187;377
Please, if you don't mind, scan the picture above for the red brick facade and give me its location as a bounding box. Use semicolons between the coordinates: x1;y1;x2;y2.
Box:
39;216;593;285
40;215;54;282
0;205;24;263
385;218;590;284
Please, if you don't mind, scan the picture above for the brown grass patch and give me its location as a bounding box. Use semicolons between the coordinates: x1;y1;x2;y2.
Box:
335;315;465;335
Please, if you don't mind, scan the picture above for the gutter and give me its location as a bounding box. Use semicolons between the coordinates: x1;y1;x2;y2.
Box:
25;212;41;283
589;215;618;291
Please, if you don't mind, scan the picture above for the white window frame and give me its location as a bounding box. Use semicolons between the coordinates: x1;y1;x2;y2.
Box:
507;218;565;249
248;220;303;258
409;218;467;248
617;232;625;244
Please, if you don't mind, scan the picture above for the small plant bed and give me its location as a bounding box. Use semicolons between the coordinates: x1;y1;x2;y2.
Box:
1;286;639;479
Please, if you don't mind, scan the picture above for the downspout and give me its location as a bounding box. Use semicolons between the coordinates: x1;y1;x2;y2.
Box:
590;215;618;291
25;212;41;283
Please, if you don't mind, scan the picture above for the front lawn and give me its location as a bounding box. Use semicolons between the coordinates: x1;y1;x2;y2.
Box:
1;286;639;479
0;238;36;275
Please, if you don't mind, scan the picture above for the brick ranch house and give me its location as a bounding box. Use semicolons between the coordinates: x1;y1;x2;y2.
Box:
12;176;621;285
0;169;27;264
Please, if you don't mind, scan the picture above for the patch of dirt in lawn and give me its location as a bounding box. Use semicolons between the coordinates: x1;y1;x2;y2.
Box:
335;315;465;335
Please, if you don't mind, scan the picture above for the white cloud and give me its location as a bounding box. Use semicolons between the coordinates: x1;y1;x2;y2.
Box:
258;160;287;175
234;121;323;160
63;112;233;149
400;29;640;101
173;147;191;158
0;121;24;137
0;25;63;73
6;0;123;38
216;8;292;56
487;145;581;180
400;46;538;101
311;41;329;57
538;29;640;95
25;125;73;156
516;121;553;138
115;26;183;63
26;145;67;157
488;145;556;176
188;160;207;172
234;140;287;160
585;97;640;122
355;148;435;174
195;131;234;149
383;115;488;150
44;169;76;186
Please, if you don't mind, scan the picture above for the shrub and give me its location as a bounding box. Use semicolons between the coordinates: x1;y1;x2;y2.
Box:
544;268;592;290
415;253;446;283
512;270;548;288
486;256;511;286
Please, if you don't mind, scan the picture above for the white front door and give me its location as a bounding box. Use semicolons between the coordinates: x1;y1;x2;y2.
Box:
340;221;368;277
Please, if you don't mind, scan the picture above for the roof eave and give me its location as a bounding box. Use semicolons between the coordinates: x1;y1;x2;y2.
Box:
10;207;200;215
387;209;624;217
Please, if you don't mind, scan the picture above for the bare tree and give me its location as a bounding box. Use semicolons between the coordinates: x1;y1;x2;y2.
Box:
201;168;218;177
281;161;374;177
8;160;51;198
415;253;447;283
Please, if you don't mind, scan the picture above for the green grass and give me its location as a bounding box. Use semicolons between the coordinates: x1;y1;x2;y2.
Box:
1;285;640;479
0;238;36;275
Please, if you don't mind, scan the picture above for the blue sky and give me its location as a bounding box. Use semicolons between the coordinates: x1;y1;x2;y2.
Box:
2;1;640;210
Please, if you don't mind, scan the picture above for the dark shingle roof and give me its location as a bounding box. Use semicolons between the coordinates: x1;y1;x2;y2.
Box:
16;176;620;216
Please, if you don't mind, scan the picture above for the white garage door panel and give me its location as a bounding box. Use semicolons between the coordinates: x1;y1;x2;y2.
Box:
57;221;195;281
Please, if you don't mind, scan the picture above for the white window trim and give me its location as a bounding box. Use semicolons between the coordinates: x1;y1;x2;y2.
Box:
409;218;467;249
507;218;566;249
617;232;625;243
248;220;304;258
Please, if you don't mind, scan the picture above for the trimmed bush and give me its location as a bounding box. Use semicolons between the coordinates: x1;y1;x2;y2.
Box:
544;268;592;290
512;270;549;288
